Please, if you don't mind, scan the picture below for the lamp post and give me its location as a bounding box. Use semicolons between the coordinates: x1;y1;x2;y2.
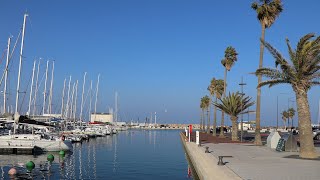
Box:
239;77;246;142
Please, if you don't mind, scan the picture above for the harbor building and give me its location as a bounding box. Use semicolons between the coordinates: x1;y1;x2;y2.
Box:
90;113;113;123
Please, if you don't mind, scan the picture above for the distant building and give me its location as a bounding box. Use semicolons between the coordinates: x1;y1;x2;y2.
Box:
238;121;252;130
90;113;113;123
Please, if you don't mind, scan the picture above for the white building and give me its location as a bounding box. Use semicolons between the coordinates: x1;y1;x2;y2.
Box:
238;121;252;130
90;113;113;123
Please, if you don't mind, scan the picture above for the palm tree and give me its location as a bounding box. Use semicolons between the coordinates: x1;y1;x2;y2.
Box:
214;92;255;141
281;110;289;129
200;97;206;131
251;0;283;146
288;107;296;129
202;95;211;133
208;78;224;136
220;46;238;137
200;98;204;131
255;33;320;159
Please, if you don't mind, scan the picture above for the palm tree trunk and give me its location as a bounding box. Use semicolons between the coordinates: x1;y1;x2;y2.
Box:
254;23;265;146
295;89;318;158
220;68;227;138
207;109;210;133
231;116;239;141
200;110;203;131
213;97;217;136
202;110;205;131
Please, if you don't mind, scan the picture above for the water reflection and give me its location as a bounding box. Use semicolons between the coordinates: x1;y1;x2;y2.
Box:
0;130;191;179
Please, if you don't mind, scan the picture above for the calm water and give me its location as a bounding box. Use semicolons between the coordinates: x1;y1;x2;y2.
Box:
0;129;195;179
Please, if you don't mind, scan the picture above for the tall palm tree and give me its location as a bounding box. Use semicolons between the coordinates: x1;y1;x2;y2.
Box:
255;33;320;159
288;107;296;129
214;92;255;141
200;97;206;131
220;46;238;137
281;110;289;129
202;95;211;133
200;98;204;131
208;78;224;136
251;0;283;146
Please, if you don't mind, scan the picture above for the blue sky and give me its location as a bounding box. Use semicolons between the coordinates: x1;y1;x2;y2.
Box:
0;0;320;125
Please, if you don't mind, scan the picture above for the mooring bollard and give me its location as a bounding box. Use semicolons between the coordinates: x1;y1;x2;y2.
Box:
205;146;209;153
196;131;199;145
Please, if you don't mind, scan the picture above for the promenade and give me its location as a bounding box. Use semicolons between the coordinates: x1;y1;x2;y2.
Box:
181;132;320;180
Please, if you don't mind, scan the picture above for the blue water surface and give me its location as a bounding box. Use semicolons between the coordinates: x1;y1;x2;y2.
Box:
0;129;194;179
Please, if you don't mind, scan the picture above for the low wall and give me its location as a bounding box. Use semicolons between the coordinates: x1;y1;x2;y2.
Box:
179;133;241;180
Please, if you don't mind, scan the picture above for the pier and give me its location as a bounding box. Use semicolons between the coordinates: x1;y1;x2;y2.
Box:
180;132;320;180
0;146;36;155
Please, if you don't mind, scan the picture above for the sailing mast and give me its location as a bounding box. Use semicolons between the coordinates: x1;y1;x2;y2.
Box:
73;80;78;120
3;36;11;113
33;60;40;116
65;76;72;118
115;91;118;123
47;61;54;114
94;74;100;122
70;82;76;119
60;78;66;118
80;72;87;123
27;60;36;116
15;13;28;115
89;80;93;122
42;60;49;115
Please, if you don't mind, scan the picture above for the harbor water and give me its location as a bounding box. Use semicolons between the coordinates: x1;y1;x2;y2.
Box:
0;129;195;179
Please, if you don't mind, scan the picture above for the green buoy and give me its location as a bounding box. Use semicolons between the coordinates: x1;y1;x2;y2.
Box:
47;154;54;162
26;161;35;171
59;150;65;156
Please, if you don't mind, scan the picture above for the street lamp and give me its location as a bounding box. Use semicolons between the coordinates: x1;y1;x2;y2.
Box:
239;77;246;142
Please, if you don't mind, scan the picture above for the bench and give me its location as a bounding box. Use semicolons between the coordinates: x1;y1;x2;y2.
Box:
217;156;233;166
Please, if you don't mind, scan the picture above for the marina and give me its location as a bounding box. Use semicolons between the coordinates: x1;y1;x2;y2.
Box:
1;1;320;179
0;130;193;179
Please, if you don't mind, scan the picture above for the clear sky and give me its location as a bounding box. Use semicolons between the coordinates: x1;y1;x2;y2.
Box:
0;0;320;125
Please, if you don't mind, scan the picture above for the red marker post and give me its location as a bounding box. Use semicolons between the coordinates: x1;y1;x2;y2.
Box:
188;125;192;142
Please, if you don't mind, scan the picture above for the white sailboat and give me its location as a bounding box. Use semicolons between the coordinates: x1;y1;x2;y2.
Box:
0;13;72;152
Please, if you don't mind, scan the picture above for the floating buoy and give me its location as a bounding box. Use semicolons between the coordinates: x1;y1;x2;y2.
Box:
47;154;54;162
26;161;35;171
8;168;17;175
59;150;65;156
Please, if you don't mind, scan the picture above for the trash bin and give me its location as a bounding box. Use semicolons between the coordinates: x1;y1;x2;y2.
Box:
276;133;297;152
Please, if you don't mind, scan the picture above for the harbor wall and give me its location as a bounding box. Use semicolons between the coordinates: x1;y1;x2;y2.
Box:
179;132;241;180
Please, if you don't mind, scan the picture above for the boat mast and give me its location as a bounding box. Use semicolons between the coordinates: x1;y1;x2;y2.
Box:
60;78;66;118
27;60;36;116
3;36;11;113
89;80;93;122
73;80;78;121
70;82;76;119
15;13;28;114
94;74;100;122
80;72;87;122
115;91;118;123
65;76;72;118
47;60;54;114
42;60;49;115
33;59;41;116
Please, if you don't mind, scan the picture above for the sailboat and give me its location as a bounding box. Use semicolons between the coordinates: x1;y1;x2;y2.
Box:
0;13;71;152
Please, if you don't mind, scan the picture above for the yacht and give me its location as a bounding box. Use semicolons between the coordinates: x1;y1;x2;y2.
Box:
0;133;72;152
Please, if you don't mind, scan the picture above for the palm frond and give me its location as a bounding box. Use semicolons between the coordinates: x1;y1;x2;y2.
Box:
257;79;290;88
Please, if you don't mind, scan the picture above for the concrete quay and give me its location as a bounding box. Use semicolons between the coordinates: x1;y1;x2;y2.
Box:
180;133;320;180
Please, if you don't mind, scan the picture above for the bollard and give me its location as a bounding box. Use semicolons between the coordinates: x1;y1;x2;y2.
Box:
205;146;210;153
196;131;200;145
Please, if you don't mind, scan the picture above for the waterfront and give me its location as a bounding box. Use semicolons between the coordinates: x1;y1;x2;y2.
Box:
0;130;194;179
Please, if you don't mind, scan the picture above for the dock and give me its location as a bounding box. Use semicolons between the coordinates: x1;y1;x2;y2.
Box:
0;145;37;155
180;132;320;180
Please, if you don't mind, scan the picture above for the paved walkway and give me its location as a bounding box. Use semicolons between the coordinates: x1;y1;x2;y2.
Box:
181;133;320;180
203;143;320;180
